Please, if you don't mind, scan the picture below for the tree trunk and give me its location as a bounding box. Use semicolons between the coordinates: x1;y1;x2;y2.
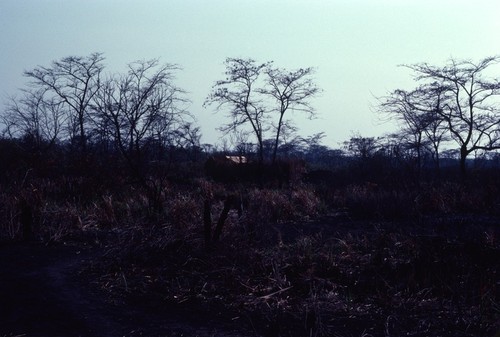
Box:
79;112;87;154
272;112;285;164
460;145;468;180
257;134;264;164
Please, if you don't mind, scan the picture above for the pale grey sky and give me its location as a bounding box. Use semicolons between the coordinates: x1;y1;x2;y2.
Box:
1;0;499;148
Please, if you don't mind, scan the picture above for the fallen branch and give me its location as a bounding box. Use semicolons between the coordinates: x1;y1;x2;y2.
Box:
258;286;293;300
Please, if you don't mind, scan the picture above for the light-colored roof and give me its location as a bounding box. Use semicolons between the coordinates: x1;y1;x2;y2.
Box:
225;155;247;164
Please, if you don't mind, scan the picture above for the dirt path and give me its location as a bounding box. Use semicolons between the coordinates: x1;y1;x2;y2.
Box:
0;242;256;337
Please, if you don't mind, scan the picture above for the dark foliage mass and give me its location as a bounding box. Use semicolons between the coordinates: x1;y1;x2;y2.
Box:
204;155;306;187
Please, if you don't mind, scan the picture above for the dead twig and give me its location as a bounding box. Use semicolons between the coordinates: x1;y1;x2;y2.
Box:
258;286;293;300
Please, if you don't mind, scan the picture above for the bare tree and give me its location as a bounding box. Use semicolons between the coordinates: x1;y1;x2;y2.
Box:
92;59;190;212
416;84;450;172
404;56;500;177
92;59;189;174
260;66;320;163
205;58;320;164
3;89;66;152
205;58;270;163
230;130;253;157
379;86;448;175
171;123;201;150
24;53;105;153
343;133;380;160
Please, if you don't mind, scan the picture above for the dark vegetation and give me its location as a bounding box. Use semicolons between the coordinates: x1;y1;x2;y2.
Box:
1;54;500;336
1;136;499;337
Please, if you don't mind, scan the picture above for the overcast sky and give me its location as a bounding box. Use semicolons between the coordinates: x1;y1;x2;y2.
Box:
1;0;499;148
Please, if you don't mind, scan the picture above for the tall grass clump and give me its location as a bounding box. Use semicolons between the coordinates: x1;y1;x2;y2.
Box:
247;187;320;223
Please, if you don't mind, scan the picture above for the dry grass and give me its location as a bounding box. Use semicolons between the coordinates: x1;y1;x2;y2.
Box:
87;217;499;336
1;174;498;336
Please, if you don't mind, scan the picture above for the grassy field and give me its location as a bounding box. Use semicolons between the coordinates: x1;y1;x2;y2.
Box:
1;169;499;336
